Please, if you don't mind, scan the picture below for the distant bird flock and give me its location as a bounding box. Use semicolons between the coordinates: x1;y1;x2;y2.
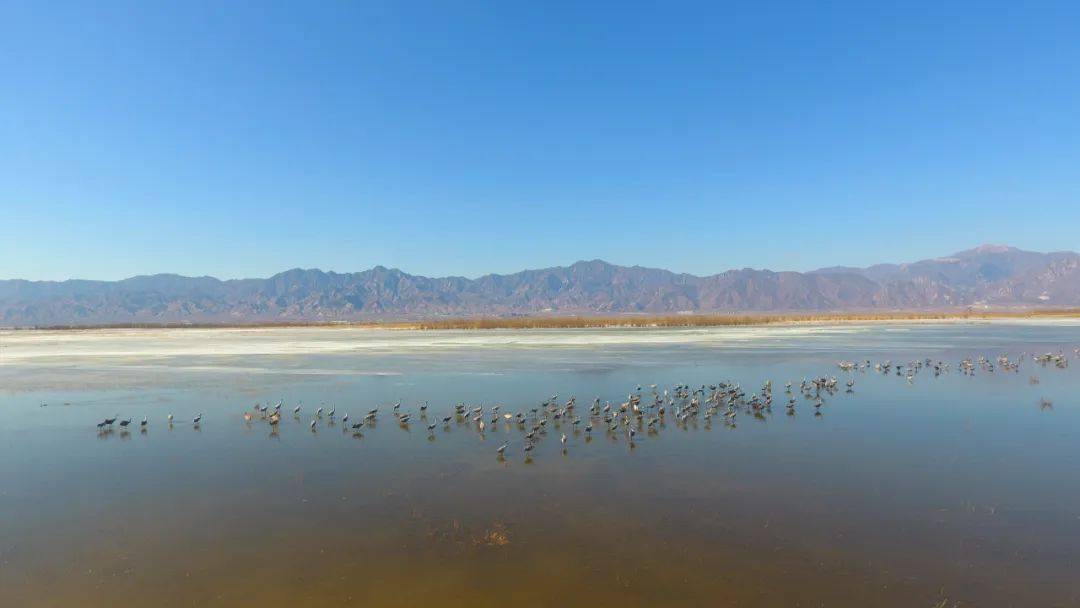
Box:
95;348;1075;459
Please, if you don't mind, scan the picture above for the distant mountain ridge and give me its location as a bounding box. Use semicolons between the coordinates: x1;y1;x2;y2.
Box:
2;245;1079;326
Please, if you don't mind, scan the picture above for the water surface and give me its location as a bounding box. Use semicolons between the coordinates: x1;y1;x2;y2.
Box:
2;322;1078;607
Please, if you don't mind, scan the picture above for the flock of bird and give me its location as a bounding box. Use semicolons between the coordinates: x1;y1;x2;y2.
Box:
96;412;200;432
94;348;1075;459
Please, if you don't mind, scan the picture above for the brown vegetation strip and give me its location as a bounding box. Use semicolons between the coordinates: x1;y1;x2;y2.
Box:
21;309;1080;331
409;310;1080;329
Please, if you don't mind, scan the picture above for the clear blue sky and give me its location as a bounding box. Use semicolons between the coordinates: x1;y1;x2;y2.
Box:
2;1;1079;281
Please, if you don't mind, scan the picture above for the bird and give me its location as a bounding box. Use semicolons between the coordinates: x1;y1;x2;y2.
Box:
310;419;317;431
497;441;509;455
192;414;203;425
119;418;132;429
140;417;148;428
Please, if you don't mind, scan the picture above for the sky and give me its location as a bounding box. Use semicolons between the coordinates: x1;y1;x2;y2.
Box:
2;1;1079;281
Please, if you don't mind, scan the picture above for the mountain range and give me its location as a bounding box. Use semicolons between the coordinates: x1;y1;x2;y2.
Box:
2;244;1078;326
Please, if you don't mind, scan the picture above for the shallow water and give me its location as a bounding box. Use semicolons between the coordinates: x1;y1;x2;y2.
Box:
2;322;1079;607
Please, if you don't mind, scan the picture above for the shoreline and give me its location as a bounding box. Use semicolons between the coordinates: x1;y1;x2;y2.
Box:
6;309;1080;331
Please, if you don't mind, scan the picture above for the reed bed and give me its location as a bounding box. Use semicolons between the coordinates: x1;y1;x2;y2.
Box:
24;308;1080;331
408;309;1080;330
